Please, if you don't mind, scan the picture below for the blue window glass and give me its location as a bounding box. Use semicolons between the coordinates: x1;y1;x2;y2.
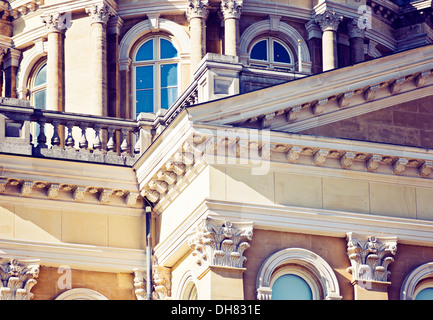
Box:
136;39;154;61
272;274;313;300
250;40;267;61
34;64;47;87
160;39;178;59
415;288;433;300
136;65;154;113
273;41;291;63
160;63;178;109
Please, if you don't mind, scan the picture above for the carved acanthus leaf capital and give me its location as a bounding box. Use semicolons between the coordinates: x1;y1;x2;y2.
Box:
346;232;397;283
85;4;115;25
186;0;209;20
348;18;366;38
315;11;343;32
41;12;68;33
188;217;253;269
0;258;40;300
221;0;243;20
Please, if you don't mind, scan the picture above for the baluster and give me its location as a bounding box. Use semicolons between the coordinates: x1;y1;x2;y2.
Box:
79;122;89;151
120;128;130;155
93;124;103;153
37;118;47;149
133;129;141;156
65;121;75;149
51;120;61;148
106;126;116;154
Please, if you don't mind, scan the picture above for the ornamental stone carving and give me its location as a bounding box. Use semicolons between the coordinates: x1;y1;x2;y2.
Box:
220;0;243;20
133;268;147;300
186;0;209;20
41;12;68;33
346;232;397;283
153;266;171;300
348;18;366;38
85;4;115;25
188;217;253;269
315;11;343;32
0;258;40;300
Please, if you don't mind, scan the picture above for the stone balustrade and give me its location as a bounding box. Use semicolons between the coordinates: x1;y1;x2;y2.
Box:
0;98;146;166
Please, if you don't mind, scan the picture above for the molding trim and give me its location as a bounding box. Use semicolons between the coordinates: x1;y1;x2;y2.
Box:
401;262;433;300
119;18;190;70
55;288;108;300
0;238;146;272
256;247;342;300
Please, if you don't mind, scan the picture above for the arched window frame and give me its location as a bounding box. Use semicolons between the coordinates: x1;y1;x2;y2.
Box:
176;271;199;300
401;262;433;300
118;18;190;120
249;37;295;71
55;288;108;300
239;19;312;74
132;34;180;116
256;248;342;300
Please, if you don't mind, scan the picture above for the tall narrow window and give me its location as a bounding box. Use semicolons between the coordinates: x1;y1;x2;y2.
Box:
32;63;47;110
249;37;294;71
134;36;179;115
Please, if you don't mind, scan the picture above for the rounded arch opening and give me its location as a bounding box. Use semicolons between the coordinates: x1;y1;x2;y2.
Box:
256;248;341;300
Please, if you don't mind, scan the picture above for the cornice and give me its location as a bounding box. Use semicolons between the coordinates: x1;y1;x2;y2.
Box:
0;238;146;272
0;154;142;208
137;116;433;212
186;45;433;131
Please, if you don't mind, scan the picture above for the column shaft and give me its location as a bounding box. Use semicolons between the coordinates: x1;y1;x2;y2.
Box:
224;18;239;56
322;29;338;71
46;31;64;111
190;17;205;75
90;22;107;116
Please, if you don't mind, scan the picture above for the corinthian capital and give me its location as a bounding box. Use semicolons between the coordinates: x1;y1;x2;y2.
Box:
315;10;343;32
188;217;253;269
346;232;397;283
221;0;243;20
186;0;209;20
348;18;366;38
0;258;40;300
41;12;68;33
85;4;115;25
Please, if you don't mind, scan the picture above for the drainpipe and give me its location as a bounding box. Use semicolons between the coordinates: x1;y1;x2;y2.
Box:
145;203;152;300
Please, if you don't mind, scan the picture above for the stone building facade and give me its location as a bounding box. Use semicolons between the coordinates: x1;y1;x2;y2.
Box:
0;0;432;301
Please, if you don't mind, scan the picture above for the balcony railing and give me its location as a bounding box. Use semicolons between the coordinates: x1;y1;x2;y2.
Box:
0;98;143;166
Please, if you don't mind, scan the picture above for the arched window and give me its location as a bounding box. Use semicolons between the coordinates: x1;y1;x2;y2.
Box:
249;37;294;71
31;62;47;110
256;248;342;300
401;262;433;300
182;281;198;300
133;36;179;115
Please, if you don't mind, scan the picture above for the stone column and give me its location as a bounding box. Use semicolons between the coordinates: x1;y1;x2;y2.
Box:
220;0;242;57
188;217;253;300
41;13;66;111
186;0;209;77
315;11;343;71
86;4;114;116
346;232;397;300
348;18;366;65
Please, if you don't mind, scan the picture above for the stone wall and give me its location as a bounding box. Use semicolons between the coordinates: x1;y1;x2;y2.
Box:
301;96;433;149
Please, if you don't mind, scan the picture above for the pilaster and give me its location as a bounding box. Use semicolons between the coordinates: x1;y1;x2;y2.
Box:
0;258;40;300
187;217;253;300
346;232;397;300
